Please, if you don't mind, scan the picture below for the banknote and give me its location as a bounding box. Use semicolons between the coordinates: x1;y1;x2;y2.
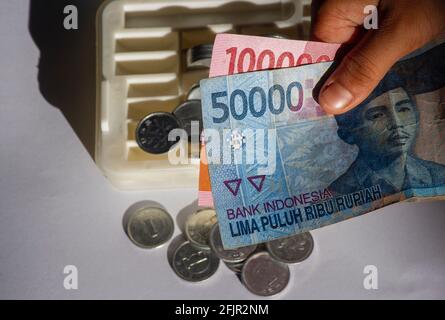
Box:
199;34;340;207
201;42;445;249
209;33;340;77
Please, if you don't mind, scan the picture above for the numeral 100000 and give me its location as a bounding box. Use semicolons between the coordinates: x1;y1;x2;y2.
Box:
226;47;331;74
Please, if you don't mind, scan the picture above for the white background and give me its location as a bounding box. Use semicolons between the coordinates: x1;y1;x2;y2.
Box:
0;1;444;299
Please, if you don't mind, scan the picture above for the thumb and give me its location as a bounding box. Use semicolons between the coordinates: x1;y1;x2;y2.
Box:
318;27;412;115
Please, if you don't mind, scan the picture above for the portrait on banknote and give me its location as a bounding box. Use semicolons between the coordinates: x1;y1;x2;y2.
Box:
329;44;445;197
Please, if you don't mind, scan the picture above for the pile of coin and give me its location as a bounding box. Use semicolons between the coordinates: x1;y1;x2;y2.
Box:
171;214;314;296
171;209;220;282
207;223;314;296
124;204;314;296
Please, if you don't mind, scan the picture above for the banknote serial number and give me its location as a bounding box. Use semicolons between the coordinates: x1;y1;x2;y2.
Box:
211;83;303;123
226;47;331;74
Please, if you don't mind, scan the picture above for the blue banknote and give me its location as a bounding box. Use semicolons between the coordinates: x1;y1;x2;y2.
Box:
200;43;445;249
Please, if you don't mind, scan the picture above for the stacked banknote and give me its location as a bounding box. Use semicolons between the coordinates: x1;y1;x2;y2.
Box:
199;34;340;207
200;34;445;249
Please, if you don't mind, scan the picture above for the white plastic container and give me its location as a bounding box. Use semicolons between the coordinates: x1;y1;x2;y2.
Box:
95;0;310;190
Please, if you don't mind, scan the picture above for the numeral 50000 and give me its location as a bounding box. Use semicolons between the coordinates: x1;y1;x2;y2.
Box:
211;82;304;123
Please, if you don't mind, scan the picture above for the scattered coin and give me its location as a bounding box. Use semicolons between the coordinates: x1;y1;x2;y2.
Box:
187;44;213;68
241;252;290;296
209;224;257;263
136;112;181;154
126;206;174;249
263;33;290;39
224;261;245;274
185;209;218;250
172;241;220;282
186;84;201;100
172;100;203;139
266;232;314;264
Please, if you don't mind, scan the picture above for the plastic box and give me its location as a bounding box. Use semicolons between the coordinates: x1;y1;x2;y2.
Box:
95;0;310;190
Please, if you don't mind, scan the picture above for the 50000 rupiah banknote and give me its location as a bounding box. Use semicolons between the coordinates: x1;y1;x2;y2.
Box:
199;34;340;207
200;42;445;249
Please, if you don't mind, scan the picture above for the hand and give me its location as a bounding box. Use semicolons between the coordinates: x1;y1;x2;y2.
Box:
311;0;445;114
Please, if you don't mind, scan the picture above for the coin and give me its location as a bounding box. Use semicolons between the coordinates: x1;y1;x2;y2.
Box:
126;206;174;249
187;44;213;68
263;34;290;39
266;232;314;264
186;84;201;100
136;112;181;154
185;209;217;250
172;100;202;139
224;261;244;274
172;241;220;282
209;224;257;263
241;252;290;296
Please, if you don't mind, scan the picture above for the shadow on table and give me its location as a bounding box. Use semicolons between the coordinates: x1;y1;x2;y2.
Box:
29;0;104;158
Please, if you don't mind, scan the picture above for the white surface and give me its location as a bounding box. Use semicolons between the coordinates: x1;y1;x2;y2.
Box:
0;1;445;300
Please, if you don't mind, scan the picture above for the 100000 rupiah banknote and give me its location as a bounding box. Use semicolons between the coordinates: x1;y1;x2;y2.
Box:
201;42;445;249
199;34;340;207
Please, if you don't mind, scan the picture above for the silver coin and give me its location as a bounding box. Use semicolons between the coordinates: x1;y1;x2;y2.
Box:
136;112;181;154
172;100;202;139
185;209;217;250
187;44;213;68
263;34;290;39
126;206;174;249
186;84;201;101
266;232;314;264
172;241;220;282
241;252;290;296
224;261;245;274
209;224;257;263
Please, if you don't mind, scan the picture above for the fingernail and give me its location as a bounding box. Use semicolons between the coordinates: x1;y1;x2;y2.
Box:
319;81;354;112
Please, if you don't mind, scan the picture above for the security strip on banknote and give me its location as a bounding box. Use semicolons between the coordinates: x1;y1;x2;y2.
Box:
201;43;445;249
